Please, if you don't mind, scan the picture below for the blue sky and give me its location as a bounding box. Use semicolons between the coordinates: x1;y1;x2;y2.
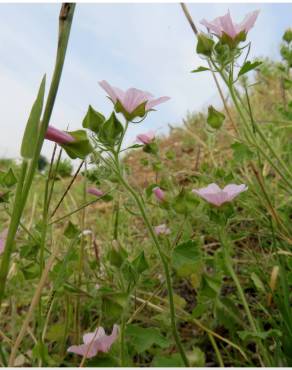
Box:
0;3;291;159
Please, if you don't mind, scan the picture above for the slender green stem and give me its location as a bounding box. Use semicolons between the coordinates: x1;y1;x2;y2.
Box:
114;156;189;367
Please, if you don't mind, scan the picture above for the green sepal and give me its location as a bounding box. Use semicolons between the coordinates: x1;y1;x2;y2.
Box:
207;105;225;129
196;33;214;56
115;100;147;121
61;130;93;159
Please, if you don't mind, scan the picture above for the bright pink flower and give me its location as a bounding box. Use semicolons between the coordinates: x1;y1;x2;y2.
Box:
192;183;248;207
201;10;260;39
67;325;119;359
153;187;165;202
136;131;155;145
45;125;75;145
87;187;104;197
0;229;8;255
99;80;170;115
154;224;171;236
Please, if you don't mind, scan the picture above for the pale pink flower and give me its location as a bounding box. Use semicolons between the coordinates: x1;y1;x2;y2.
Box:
201;10;260;40
0;229;8;255
154;224;171;236
68;325;119;359
192;183;248;207
153;187;165;202
136;131;155;145
45;125;75;145
87;187;104;197
99;80;170;115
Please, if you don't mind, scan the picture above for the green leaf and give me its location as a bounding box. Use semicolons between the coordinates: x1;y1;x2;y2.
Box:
100;112;124;146
61;130;93;159
82;105;105;133
191;66;210;73
231;142;253;162
238;329;282;341
101;291;128;322
238;61;262;77
64;221;80;239
172;188;199;215
172;240;202;277
108;245;128;268
196;34;214;56
0;168;17;188
132;251;149;274
46;323;67;342
21;75;46;158
207;105;225;129
126;324;170;353
152;354;184;367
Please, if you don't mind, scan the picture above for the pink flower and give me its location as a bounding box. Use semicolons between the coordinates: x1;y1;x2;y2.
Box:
87;187;104;197
154;224;171;236
136;131;155;145
0;229;8;255
201;10;260;40
45;125;75;145
192;183;248;207
67;325;119;359
153;187;165;202
99;80;170;115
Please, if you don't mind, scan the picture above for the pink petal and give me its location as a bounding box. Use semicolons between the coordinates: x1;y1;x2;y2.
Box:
146;96;170;110
95;324;119;353
87;187;104;197
67;343;98;359
136;131;155;145
122;88;152;113
193;189;227;207
223;184;248;201
99;80;126;105
220;10;237;38
200;18;223;36
238;10;260;33
153;187;165;202
45;126;74;145
83;327;105;345
154;224;171;236
192;183;248;206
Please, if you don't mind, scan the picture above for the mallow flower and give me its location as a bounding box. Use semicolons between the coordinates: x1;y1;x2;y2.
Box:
87;187;104;197
99;80;170;120
201;10;259;40
136;131;155;145
153;187;165;202
192;183;248;207
45;125;75;145
154;224;171;236
67;325;119;359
